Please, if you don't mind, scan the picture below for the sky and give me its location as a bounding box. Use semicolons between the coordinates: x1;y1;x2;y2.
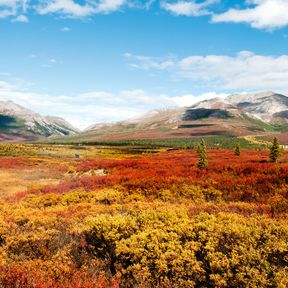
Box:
1;0;288;129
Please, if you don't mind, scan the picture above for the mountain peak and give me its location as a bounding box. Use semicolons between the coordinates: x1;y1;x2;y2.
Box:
224;91;288;122
226;91;281;104
191;97;234;110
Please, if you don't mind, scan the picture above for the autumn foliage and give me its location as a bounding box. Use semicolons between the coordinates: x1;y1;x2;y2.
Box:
0;145;287;287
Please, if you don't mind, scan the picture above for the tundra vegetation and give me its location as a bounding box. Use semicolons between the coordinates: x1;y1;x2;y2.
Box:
0;141;287;288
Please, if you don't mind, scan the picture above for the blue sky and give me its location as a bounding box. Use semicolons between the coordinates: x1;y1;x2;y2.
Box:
1;0;288;129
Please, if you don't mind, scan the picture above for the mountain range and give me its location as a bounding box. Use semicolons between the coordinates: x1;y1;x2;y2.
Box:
1;91;288;143
68;91;288;142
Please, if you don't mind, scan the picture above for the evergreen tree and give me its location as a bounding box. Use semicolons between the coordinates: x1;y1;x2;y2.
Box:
269;137;281;163
197;138;208;169
234;143;241;156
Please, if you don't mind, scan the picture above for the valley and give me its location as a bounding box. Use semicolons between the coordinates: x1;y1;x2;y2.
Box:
1;92;288;287
3;3;288;286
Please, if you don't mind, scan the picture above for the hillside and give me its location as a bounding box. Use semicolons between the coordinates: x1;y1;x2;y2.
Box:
58;91;288;144
3;92;288;144
0;100;79;141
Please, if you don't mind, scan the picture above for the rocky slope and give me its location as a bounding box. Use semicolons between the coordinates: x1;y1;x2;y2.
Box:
0;100;79;141
226;91;288;123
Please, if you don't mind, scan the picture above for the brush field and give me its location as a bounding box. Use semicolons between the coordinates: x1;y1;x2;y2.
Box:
0;143;287;288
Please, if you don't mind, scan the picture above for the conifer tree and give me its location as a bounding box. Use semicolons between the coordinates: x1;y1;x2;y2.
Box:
269;137;280;163
234;143;241;156
197;138;208;168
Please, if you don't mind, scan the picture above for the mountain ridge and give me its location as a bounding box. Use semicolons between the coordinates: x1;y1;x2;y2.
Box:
66;91;288;143
0;100;79;141
2;91;288;143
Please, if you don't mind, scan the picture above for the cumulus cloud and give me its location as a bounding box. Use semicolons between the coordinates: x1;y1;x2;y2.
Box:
177;51;288;90
161;0;288;30
0;0;126;20
36;0;95;17
126;51;288;91
212;0;288;30
161;0;218;16
36;0;126;17
0;0;287;31
93;0;126;13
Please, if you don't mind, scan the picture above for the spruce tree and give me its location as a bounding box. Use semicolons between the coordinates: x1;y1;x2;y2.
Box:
197;138;208;169
269;137;280;163
234;143;241;156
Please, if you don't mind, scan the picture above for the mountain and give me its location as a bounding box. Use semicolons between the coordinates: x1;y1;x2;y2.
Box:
63;91;288;143
4;92;288;144
0;100;79;142
226;91;288;123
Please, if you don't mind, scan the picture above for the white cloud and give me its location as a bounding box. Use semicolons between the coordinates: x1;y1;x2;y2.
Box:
22;0;27;13
36;0;126;17
11;14;28;22
161;0;218;16
0;0;27;19
177;51;288;90
172;92;228;106
0;79;238;128
0;81;179;129
0;0;286;32
212;0;288;30
161;0;288;30
126;51;288;91
0;9;14;19
80;89;175;106
0;0;127;20
0;0;18;7
93;0;126;13
37;0;95;17
0;80;15;91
